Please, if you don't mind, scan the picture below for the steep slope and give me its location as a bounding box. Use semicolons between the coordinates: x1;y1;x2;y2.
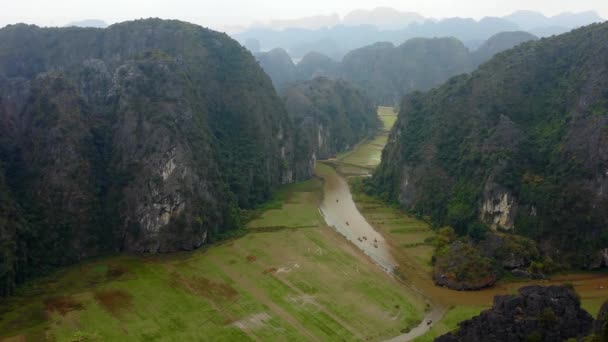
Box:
0;19;301;296
282;77;380;178
254;48;298;89
472;31;538;67
340;38;473;105
372;22;608;269
296;52;339;80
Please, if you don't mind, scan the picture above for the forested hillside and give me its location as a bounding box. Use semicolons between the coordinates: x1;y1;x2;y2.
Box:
0;19;305;296
340;38;473;105
371;22;608;280
281;77;380;177
471;31;538;67
254;48;299;89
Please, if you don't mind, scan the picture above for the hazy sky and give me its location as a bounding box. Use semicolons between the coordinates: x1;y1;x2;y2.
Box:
2;0;607;31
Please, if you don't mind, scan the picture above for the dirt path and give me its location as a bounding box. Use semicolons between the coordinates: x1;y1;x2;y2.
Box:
383;307;446;342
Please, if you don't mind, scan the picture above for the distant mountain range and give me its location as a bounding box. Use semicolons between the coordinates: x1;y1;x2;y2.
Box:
235;8;604;60
254;31;538;106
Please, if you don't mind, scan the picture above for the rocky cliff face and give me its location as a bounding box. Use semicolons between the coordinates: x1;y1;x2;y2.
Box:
372;22;608;269
281;77;380;179
0;19;302;296
436;286;594;342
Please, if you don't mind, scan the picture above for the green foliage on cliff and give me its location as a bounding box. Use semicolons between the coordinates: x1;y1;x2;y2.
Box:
371;22;608;267
341;38;474;106
0;19;298;296
471;31;538;67
281;77;380;179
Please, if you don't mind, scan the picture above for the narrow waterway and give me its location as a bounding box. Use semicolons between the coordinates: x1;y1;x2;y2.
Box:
317;163;396;273
314;107;608;341
317;162;443;341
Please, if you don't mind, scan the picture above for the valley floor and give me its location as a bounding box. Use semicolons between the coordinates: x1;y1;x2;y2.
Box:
0;175;426;341
1;107;607;342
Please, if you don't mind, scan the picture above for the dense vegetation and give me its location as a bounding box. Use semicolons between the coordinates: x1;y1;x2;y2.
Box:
371;23;608;278
0;19;306;297
471;31;538;67
254;48;299;89
296;52;339;80
340;38;473;105
281;77;380;178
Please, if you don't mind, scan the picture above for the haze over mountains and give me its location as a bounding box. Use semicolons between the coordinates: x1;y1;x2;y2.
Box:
254;31;539;106
235;8;604;60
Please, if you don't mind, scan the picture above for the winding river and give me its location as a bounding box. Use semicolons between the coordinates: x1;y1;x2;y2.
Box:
314;108;608;341
316;162;443;341
318;164;396;273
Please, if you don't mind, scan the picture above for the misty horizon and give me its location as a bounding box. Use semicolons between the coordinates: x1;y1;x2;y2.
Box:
2;1;607;33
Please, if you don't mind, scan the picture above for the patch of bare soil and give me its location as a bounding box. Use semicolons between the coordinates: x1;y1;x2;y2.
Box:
173;274;239;302
106;264;129;279
263;268;277;275
0;335;27;342
44;295;84;315
246;255;257;262
94;289;133;316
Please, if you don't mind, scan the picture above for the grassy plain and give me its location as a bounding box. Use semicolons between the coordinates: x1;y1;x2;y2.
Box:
337;106;396;172
0;177;425;341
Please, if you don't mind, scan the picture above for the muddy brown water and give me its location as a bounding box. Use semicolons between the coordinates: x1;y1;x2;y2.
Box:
318;163;396;273
317;144;608;341
316;109;608;340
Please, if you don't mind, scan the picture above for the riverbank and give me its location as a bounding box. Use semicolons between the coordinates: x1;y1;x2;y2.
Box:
332;107;608;341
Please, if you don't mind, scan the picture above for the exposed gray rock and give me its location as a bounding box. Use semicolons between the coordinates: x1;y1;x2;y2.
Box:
436;285;593;342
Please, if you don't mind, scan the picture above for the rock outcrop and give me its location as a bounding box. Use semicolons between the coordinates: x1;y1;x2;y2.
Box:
0;19;304;296
592;301;608;340
433;241;497;290
436;286;594;342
